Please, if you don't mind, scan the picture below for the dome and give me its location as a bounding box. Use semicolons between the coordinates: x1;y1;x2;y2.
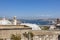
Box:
20;23;41;30
0;18;12;25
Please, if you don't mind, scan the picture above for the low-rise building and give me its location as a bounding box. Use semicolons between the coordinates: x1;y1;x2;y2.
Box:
0;17;60;40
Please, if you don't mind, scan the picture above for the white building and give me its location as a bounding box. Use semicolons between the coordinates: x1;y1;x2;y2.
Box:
0;17;60;40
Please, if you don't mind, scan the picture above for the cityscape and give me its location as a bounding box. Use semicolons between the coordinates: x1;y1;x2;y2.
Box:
0;0;60;40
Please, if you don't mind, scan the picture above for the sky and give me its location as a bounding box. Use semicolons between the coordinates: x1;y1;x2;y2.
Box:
0;0;60;18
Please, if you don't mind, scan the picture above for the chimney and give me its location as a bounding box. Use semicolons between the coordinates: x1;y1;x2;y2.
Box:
13;16;17;25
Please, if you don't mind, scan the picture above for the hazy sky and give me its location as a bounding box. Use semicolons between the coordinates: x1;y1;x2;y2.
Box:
0;0;60;18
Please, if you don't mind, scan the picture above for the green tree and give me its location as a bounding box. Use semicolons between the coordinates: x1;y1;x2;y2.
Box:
23;32;34;40
0;39;3;40
10;34;21;40
41;26;49;30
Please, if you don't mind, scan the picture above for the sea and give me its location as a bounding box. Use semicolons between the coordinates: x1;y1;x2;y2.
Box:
20;19;53;25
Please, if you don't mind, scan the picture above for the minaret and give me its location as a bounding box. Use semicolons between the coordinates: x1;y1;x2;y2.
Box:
3;16;6;20
13;16;17;25
56;18;60;24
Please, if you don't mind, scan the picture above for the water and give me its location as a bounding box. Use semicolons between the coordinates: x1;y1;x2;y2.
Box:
20;19;52;25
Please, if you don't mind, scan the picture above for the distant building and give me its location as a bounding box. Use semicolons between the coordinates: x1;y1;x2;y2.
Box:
0;16;60;40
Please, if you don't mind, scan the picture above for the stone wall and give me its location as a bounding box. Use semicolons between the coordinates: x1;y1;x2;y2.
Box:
0;30;60;40
0;25;60;40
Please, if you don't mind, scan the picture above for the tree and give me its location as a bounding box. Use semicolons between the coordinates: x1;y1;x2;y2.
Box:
0;39;3;40
10;34;21;40
41;26;49;30
23;32;34;40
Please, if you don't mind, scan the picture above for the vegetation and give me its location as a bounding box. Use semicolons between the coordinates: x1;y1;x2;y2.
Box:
10;34;21;40
23;32;34;40
41;26;49;30
0;39;3;40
